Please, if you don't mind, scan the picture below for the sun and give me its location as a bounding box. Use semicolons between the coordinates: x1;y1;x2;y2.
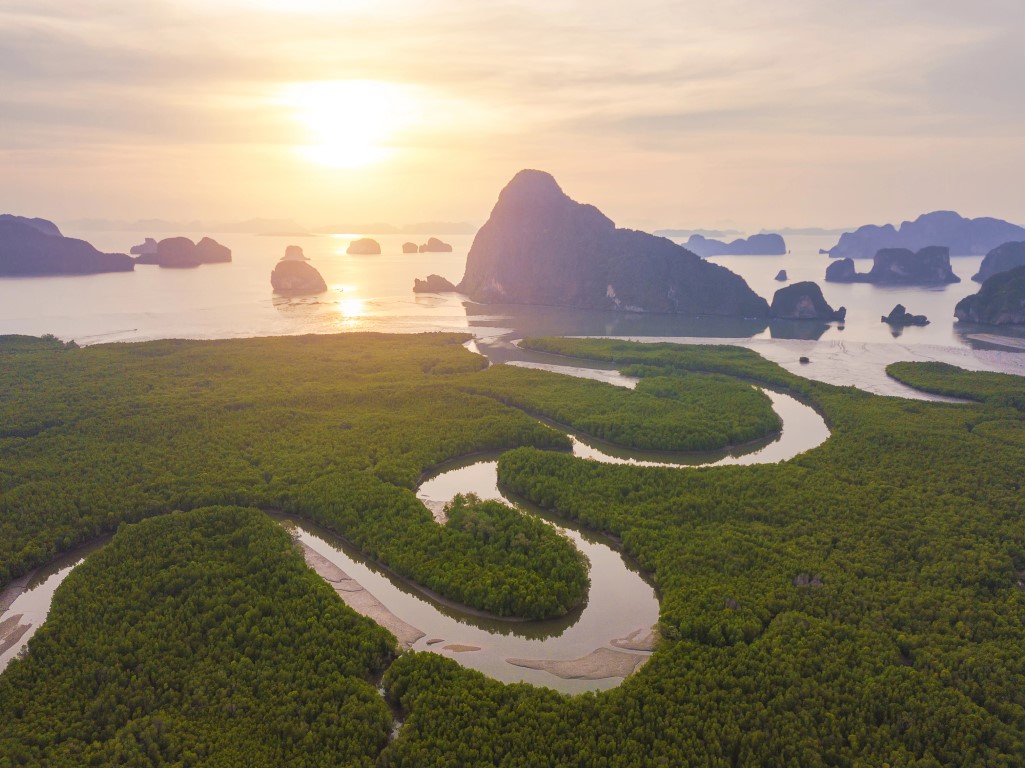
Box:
280;80;418;169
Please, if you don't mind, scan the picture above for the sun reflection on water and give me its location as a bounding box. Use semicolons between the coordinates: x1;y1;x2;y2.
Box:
333;297;367;329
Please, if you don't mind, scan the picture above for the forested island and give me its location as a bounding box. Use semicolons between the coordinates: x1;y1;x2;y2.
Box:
2;332;1025;765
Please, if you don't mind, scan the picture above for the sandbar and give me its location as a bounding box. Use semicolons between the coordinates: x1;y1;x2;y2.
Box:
507;647;648;680
611;626;660;652
443;644;481;653
0;575;31;614
301;543;426;649
0;614;32;657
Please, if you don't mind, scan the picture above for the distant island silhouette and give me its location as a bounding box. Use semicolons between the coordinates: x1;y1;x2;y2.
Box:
824;211;1025;259
0;215;133;276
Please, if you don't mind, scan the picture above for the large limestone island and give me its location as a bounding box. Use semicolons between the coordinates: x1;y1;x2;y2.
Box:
973;241;1025;282
134;236;231;268
825;246;959;285
955;265;1025;325
824;210;1025;259
683;232;786;258
0;215;133;276
454;170;769;317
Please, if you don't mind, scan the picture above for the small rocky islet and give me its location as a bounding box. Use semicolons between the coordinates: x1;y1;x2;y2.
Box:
413;274;458;293
132;236;231;268
882;304;929;327
270;245;328;295
346;238;381;255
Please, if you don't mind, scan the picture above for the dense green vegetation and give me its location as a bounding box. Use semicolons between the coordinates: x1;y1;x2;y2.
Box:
5;333;1025;765
442;494;589;618
520;336;821;396
888;361;1025;411
377;339;1025;766
463;364;780;451
0;333;585;619
0;506;396;767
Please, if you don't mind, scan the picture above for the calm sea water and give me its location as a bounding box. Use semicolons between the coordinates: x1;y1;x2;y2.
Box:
1;229;1023;381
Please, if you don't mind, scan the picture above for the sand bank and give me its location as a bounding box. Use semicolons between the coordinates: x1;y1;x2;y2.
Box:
0;614;31;658
507;648;648;680
301;544;425;648
611;626;660;652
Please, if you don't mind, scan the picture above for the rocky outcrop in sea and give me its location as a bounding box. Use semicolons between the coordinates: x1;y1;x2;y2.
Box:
413;274;458;293
347;238;381;255
769;282;845;321
135;237;231;268
419;238;453;253
271;260;328;295
881;304;929;326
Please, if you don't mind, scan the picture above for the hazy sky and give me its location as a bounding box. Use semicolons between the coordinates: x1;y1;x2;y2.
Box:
2;0;1024;231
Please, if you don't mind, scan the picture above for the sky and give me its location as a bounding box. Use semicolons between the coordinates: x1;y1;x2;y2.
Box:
2;0;1024;232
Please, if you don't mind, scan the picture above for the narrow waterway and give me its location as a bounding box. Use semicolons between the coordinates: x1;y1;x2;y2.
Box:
285;371;829;692
0;540;108;674
0;359;830;692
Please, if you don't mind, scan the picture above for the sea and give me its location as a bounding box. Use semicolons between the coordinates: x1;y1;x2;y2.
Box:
2;229;1023;392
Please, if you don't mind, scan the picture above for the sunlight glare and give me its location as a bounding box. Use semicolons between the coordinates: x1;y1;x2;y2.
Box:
280;80;419;169
336;298;366;318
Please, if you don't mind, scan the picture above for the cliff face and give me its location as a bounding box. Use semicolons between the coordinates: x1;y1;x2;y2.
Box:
973;241;1025;283
955;266;1025;325
0;217;133;276
458;170;769;317
826;211;1025;259
825;247;959;285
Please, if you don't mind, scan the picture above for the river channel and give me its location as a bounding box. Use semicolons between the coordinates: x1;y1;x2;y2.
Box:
0;362;829;692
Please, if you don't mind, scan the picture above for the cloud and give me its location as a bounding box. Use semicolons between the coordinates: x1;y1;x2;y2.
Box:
1;0;1024;224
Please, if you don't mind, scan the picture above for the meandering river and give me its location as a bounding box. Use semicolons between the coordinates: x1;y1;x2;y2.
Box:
0;363;829;691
